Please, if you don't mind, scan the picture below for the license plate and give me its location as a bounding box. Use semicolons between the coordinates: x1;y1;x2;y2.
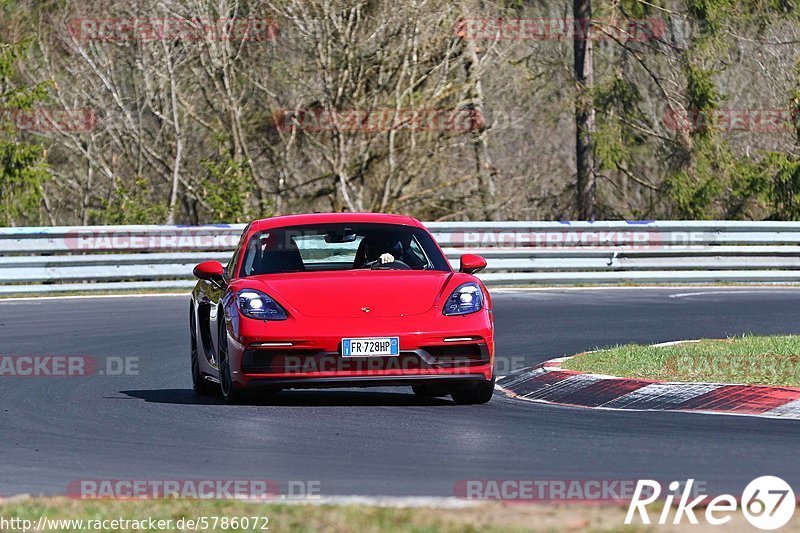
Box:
341;337;399;357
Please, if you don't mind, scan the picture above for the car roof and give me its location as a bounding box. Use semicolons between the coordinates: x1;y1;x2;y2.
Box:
249;212;423;232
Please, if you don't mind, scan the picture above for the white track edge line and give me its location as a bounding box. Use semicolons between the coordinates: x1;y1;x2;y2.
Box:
0;293;189;302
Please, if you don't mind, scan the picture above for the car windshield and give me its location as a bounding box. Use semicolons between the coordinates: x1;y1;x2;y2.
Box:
239;223;451;276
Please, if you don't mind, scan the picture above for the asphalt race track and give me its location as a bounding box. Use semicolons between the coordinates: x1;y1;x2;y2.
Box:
1;288;799;498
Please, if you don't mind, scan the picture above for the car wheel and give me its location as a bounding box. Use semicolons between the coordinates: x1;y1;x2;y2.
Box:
411;384;449;398
218;317;244;404
449;375;495;405
191;307;216;396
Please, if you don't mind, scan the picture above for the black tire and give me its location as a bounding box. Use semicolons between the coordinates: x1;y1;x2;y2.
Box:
190;307;216;396
218;317;245;404
449;376;495;405
412;384;450;398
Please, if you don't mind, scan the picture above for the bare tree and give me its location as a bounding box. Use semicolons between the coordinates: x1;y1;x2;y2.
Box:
574;0;596;220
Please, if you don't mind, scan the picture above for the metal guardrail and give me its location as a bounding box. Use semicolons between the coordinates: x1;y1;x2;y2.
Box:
2;221;800;293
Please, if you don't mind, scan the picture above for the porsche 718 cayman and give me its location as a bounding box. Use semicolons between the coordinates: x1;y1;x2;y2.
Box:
189;213;494;404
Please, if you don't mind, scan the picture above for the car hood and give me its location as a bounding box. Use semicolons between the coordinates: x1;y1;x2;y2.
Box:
249;270;453;318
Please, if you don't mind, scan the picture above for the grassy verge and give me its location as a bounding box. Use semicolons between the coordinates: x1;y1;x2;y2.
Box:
3;497;796;532
0;497;630;533
562;335;800;387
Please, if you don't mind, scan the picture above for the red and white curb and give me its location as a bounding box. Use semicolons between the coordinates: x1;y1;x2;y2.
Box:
496;345;800;420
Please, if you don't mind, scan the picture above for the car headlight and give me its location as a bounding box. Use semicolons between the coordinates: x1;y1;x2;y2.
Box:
236;289;288;320
443;282;483;316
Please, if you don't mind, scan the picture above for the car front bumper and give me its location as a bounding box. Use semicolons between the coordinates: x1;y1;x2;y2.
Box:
227;312;494;389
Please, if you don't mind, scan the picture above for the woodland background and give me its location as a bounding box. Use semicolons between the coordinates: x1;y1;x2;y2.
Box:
2;0;800;225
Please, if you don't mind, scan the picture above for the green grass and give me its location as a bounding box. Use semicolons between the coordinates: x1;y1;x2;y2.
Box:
562;335;800;387
0;497;652;532
1;499;502;533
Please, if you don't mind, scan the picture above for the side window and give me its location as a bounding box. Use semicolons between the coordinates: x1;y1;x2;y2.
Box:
240;235;259;276
406;235;432;268
227;225;250;278
227;245;241;278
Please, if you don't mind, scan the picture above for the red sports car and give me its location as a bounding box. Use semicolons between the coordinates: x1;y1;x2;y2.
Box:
189;213;494;404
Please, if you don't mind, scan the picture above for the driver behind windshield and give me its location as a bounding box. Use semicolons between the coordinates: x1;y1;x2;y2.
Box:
358;231;405;267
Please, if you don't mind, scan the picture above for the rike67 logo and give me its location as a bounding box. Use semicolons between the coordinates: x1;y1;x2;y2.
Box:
626;477;796;530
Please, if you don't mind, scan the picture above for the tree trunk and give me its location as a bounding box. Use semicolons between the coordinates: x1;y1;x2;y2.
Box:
163;42;182;225
574;0;596;220
465;38;496;220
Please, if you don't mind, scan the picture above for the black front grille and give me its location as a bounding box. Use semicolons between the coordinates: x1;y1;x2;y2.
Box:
422;343;490;367
242;349;322;373
242;349;426;374
423;343;484;359
242;343;490;374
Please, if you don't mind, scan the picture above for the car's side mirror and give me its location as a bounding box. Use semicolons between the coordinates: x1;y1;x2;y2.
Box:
459;254;487;275
193;261;226;284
